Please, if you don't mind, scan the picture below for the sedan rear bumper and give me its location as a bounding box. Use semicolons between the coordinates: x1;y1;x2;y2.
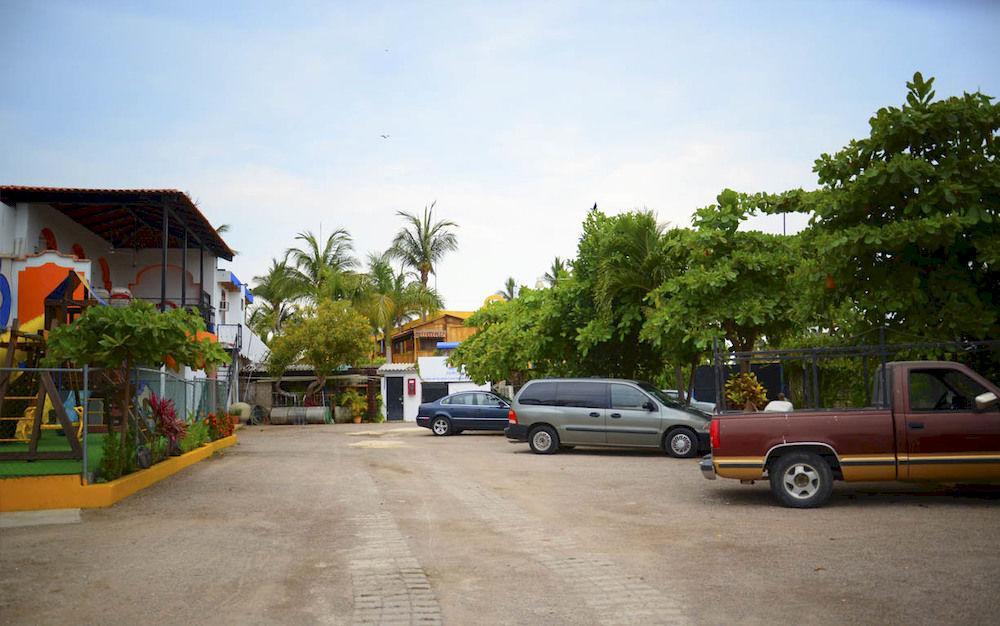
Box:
416;417;430;429
700;454;717;480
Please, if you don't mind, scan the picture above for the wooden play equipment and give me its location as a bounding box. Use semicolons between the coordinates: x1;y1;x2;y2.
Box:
0;318;83;461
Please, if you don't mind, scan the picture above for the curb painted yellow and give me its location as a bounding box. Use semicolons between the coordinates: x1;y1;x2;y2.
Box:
0;435;237;512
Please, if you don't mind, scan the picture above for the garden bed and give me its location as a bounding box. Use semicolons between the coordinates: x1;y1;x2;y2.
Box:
0;434;236;512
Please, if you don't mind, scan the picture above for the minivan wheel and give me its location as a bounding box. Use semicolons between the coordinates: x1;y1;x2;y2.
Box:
431;417;452;436
664;427;698;458
769;451;833;508
529;425;559;454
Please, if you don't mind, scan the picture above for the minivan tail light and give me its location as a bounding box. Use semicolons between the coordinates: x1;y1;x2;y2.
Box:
508;409;518;424
709;419;720;449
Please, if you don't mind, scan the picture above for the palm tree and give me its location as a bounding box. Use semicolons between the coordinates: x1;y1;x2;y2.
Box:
387;202;458;287
285;229;358;293
249;259;304;344
359;252;443;363
543;257;568;286
497;277;519;301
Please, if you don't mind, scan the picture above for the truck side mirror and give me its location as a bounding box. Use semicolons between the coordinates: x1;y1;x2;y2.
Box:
975;392;998;411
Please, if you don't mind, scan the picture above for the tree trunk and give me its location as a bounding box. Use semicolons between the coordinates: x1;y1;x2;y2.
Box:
385;331;393;364
673;365;686;403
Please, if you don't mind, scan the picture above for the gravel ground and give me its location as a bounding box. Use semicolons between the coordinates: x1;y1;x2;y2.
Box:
2;423;999;625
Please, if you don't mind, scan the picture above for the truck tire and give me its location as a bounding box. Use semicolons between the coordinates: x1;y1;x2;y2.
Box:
769;451;834;508
529;425;559;454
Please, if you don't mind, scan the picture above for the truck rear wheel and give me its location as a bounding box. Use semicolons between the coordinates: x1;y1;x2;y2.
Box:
769;451;833;508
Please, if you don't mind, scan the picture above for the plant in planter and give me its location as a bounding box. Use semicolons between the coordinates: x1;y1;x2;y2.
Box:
205;411;236;440
179;416;211;453
724;372;768;411
146;393;187;456
339;389;366;424
44;301;230;475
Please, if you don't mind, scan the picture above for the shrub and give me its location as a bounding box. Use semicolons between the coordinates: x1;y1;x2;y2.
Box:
97;430;136;482
205;412;236;440
179;418;211;453
146;393;187;448
150;435;169;464
339;389;366;421
725;372;768;411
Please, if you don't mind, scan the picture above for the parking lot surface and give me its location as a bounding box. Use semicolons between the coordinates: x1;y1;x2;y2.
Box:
2;423;999;625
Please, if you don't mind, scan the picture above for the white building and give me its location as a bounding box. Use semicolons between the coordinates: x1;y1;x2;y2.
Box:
378;356;488;422
0;186;263;405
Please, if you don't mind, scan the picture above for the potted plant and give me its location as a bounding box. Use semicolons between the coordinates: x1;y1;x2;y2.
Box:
724;372;768;411
340;389;366;424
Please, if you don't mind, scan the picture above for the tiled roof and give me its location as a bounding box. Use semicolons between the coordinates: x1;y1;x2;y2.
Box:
0;185;235;260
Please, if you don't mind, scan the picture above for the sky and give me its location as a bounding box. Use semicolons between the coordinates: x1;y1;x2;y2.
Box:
2;0;999;310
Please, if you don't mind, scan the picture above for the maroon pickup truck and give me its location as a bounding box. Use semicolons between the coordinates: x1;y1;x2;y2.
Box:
700;361;1000;507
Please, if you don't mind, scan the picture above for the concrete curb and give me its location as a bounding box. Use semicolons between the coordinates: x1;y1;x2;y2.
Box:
0;434;237;512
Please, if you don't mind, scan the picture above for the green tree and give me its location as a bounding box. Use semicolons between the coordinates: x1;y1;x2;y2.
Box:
267;300;372;397
388;202;459;287
249;259;304;344
358;252;443;363
775;72;999;340
44;301;230;463
497;277;519;301
645;190;799;373
285;228;358;297
543;257;568;286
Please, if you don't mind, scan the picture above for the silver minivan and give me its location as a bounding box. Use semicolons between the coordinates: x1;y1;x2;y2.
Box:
504;378;711;457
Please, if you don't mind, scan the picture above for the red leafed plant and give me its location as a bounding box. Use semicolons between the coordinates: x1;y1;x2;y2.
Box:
205;412;236;440
147;393;187;445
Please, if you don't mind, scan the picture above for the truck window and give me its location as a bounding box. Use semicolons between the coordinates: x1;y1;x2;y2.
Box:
909;369;987;411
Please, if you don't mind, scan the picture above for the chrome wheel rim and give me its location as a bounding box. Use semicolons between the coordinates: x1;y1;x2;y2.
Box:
532;430;552;451
670;433;692;456
783;463;821;499
432;419;448;435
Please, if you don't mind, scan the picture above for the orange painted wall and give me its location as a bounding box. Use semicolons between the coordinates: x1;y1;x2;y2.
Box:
17;263;85;325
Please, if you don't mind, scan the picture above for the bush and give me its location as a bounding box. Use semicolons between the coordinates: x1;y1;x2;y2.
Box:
179;417;210;453
205;412;236;440
725;372;768;411
146;393;187;448
97;430;136;482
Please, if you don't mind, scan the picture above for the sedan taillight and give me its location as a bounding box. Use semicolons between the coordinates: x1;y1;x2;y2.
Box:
508;409;518;424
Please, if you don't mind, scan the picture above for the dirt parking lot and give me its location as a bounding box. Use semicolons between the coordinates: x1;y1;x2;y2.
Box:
2;423;999;625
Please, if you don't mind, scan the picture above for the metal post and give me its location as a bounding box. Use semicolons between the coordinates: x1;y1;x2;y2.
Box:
879;325;889;408
862;354;870;405
712;337;723;411
811;350;820;409
82;365;89;484
181;229;188;310
160;203;168;311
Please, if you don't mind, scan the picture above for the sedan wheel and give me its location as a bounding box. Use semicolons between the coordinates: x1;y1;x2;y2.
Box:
431;417;451;436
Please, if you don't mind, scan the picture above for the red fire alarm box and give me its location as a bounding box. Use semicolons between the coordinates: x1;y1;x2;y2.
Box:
407;378;417;396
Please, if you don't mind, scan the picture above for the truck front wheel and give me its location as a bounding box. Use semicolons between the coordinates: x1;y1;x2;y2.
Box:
769;452;834;508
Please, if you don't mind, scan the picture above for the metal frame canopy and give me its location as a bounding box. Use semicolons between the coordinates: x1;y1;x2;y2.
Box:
0;186;235;261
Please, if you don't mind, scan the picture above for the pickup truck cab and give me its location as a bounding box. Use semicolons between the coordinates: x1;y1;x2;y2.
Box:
701;361;1000;507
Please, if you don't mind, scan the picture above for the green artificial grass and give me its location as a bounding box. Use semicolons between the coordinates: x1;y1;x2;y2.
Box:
0;430;106;478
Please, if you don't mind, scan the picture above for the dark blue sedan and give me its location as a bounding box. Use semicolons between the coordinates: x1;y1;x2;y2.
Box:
416;390;511;436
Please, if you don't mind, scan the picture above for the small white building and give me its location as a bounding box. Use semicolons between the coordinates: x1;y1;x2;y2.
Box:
378;356;488;422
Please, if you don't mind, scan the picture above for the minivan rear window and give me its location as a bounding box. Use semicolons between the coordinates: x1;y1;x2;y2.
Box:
556;382;608;408
519;382;557;405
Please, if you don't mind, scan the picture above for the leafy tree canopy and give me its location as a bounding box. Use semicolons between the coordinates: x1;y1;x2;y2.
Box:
44;300;230;372
267;300;372;380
